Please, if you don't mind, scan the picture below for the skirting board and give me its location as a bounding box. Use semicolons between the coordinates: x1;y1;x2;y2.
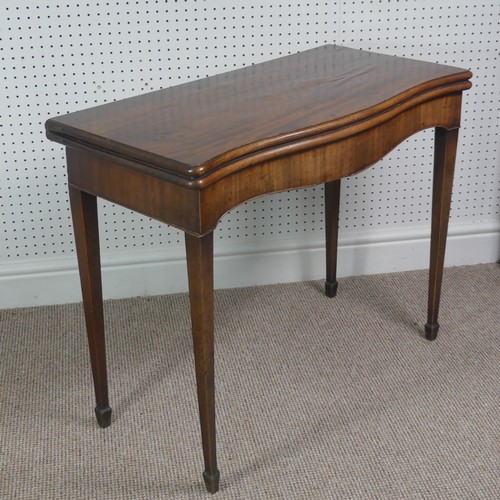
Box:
1;222;498;309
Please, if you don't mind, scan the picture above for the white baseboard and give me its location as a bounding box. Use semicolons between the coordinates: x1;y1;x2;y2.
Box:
1;222;498;309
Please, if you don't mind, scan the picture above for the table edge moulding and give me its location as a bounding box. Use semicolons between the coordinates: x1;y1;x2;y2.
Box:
45;45;472;494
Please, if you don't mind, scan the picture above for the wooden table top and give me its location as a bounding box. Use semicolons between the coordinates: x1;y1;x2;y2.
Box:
46;45;471;181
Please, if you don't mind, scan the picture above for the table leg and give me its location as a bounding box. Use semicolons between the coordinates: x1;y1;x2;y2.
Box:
425;127;459;340
68;185;111;428
185;232;220;494
325;179;341;297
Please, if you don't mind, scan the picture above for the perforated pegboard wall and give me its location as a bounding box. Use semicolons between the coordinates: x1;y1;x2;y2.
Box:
1;1;499;265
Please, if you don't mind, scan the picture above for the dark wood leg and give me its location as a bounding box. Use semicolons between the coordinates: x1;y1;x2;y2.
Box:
425;128;459;340
68;185;111;427
185;232;219;494
325;179;341;297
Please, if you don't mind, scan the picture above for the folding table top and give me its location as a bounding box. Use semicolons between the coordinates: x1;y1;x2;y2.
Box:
46;45;472;180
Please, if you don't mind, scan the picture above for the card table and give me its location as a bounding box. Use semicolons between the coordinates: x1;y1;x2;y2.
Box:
46;45;472;493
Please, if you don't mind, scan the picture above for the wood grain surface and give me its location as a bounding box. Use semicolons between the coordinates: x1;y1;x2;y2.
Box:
46;45;471;180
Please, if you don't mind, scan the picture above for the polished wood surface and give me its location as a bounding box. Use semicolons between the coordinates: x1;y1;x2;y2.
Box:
46;45;472;494
46;45;471;181
185;232;219;493
68;186;111;428
325;180;341;298
425;128;459;340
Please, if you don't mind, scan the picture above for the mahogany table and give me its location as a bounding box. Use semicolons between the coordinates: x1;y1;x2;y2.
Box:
46;45;472;493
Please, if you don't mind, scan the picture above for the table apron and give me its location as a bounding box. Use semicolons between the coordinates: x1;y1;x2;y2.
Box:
198;93;463;233
67;148;202;234
66;92;463;236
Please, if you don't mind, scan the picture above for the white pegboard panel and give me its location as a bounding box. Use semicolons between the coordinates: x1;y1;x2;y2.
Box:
337;0;500;227
0;1;335;260
1;1;499;270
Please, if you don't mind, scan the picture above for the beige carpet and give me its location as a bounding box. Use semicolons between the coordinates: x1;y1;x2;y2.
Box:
1;263;499;499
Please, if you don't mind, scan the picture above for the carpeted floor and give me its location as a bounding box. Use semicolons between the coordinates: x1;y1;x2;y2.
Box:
1;263;499;499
